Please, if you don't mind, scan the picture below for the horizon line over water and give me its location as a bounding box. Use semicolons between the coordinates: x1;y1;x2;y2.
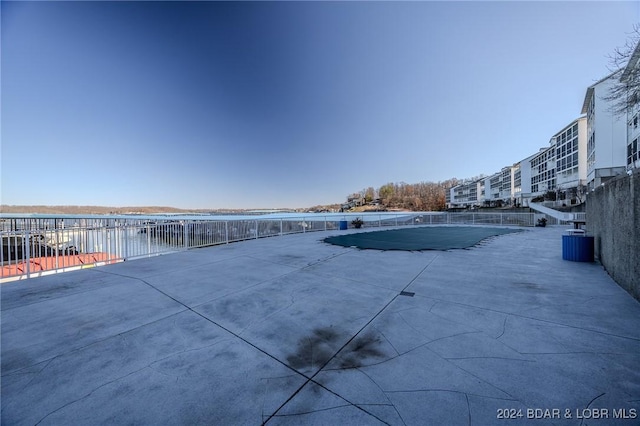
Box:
0;211;421;224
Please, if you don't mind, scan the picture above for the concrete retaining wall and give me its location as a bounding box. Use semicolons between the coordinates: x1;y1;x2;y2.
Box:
586;170;639;301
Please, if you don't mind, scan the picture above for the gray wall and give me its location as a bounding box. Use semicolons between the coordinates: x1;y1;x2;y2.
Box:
586;170;639;301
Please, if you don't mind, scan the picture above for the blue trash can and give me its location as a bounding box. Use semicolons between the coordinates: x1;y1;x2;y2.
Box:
562;235;594;262
339;220;348;230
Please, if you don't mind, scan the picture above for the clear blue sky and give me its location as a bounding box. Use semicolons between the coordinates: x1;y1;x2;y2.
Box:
2;1;639;209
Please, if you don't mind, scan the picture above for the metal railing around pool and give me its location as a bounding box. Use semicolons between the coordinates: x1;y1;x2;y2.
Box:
1;211;578;281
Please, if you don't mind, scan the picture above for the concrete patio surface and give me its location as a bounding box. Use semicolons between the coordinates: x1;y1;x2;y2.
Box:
2;226;639;425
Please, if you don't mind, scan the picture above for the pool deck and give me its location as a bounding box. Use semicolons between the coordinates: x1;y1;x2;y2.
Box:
2;226;639;425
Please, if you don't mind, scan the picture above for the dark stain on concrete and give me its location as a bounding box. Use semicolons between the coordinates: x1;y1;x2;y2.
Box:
286;327;337;370
336;332;385;369
512;281;543;290
278;254;305;261
286;327;385;371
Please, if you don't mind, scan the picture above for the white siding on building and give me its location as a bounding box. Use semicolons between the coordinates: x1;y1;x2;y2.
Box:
582;74;628;189
627;105;640;170
555;117;587;190
529;146;556;195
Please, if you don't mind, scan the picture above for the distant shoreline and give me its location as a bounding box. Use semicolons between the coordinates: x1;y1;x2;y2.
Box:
0;205;301;215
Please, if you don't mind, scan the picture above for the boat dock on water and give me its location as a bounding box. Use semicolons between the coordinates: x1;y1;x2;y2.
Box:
1;233;117;279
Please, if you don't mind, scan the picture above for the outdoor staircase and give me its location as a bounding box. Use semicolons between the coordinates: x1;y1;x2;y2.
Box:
528;202;577;222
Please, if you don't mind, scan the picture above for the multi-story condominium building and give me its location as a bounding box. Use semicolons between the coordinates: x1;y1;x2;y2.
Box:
447;163;525;209
448;178;482;208
529;144;556;195
468;181;478;204
517;145;556;207
447;166;522;209
622;45;640;171
553;117;588;202
452;183;471;206
447;42;637;210
451;115;591;209
499;166;512;201
582;72;628;190
519;155;533;205
451;116;589;209
516;117;589;207
512;163;522;204
626;107;640;169
488;172;501;201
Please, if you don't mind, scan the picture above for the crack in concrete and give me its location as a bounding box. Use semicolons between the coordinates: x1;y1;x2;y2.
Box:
423;301;509;341
244;254;306;269
465;393;471;426
496;316;508;339
433;348;516;400
268;403;375;420
376;328;400;357
234;293;298;337
246;249;349;270
305;268;418;294
520;351;636;355
331;332;523;403
168;252;352;315
1;309;190;377
357;367;408;426
580;392;606;426
445;356;534;362
147;339;229;370
146;363;180;380
331;309;480;368
186;269;299;309
1;272;125;311
384;388;518;401
2;356;53;380
425;331;481;348
34;365;150;425
29;334;229;424
304;251;439;294
424;296;640;342
384;387;526;420
322;329;472;366
385;299;438;315
92;254;247;280
99;259;304;313
385;388;520;400
172;316;189;347
397;311;430;338
0;357;57;417
324;354;401;371
260;374;392;425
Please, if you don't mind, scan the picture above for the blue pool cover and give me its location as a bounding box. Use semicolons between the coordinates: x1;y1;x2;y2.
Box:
323;226;523;251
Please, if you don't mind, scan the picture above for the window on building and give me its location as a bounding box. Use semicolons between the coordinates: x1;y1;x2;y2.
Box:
629;138;639;166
